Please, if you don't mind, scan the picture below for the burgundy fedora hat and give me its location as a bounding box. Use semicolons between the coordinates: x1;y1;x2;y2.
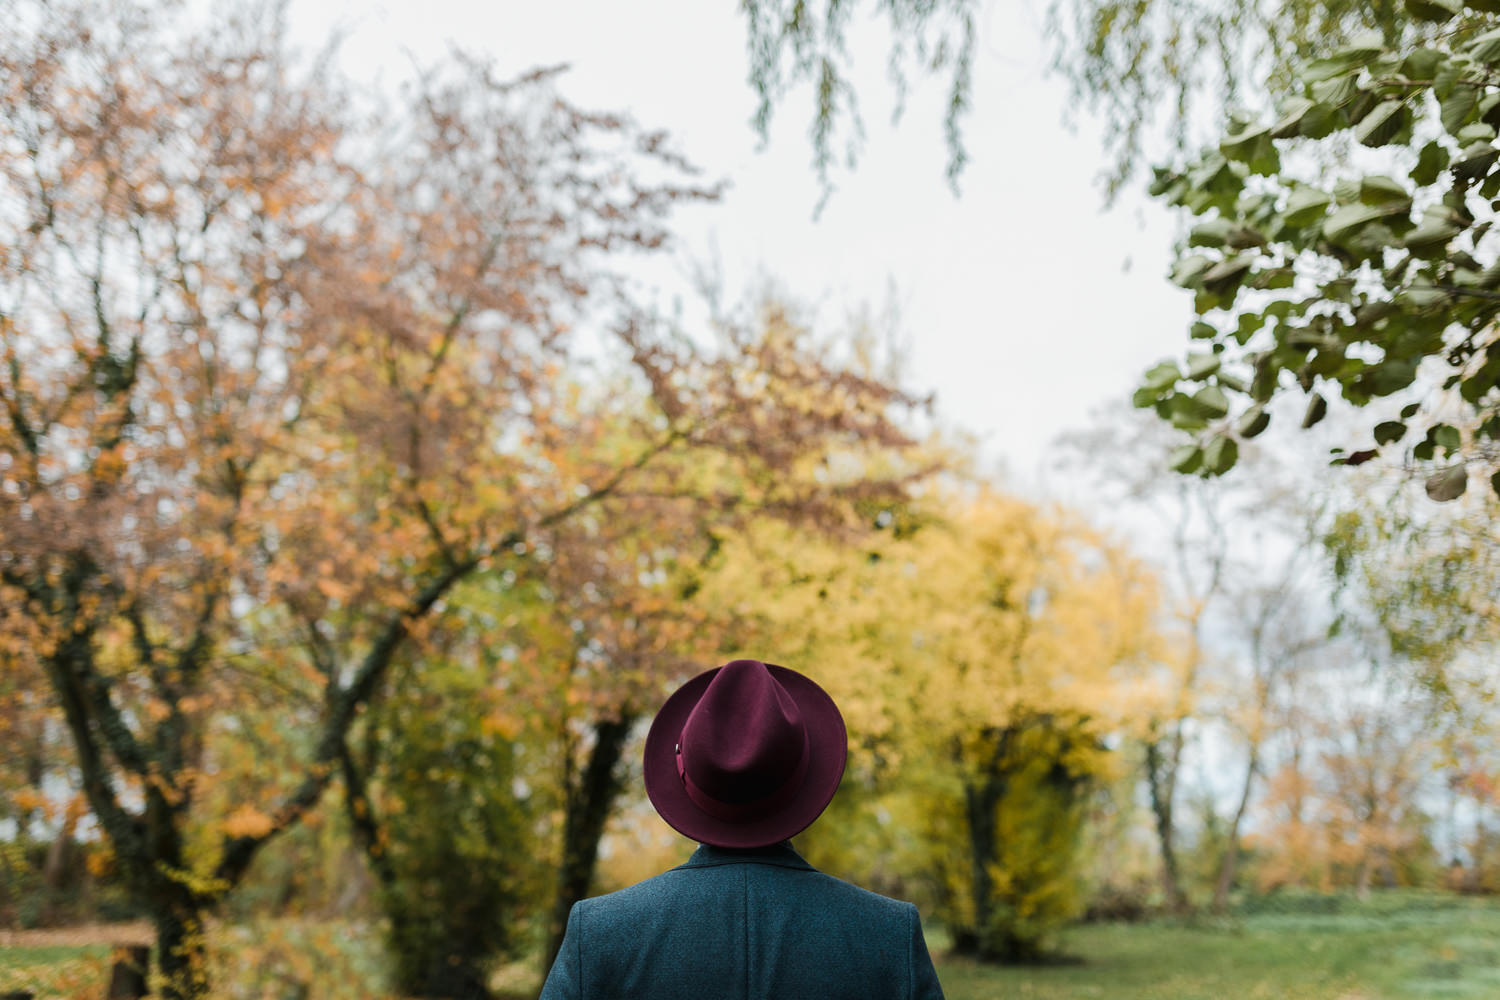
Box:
644;659;847;849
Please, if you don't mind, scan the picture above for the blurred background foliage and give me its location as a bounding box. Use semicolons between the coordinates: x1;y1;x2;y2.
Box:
3;0;1500;998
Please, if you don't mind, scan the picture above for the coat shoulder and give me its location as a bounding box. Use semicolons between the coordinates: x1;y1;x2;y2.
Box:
576;860;914;928
796;869;915;919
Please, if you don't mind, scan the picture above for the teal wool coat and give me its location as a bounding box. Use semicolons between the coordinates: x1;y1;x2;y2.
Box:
538;841;945;1000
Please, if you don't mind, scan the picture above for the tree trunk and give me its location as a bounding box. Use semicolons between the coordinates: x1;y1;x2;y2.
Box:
1212;747;1258;914
541;716;634;981
387;907;494;1000
954;726;1018;961
342;752;495;1000
958;776;999;956
107;945;151;1000
1144;735;1188;914
41;828;75;893
153;899;210;1000
1354;853;1373;899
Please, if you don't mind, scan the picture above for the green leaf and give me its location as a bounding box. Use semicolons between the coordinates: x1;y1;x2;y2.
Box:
1189;219;1235;248
1221;123;1271;162
1406;0;1461;22
1143;360;1182;391
1354;100;1407;147
1302;32;1386;82
1411;141;1451;186
1302;393;1328;428
1467;27;1500;65
1457;122;1498;144
1324;202;1407;243
1425;464;1468;501
1359;175;1410;205
1232;315;1260;346
1434;57;1468;99
1148;167;1180;198
1251;362;1278;401
1191;385;1230;418
1169;444;1204;474
1326;278;1357;303
1401;402;1421;419
1451;141;1499;181
1312;75;1361;107
1237;406;1271;438
1368;359;1410;398
1168;393;1210;430
1298;102;1341;139
1403;205;1464;253
1374;420;1406;444
1483;93;1500;129
1186;352;1221;379
1271;97;1317;138
1397;282;1449;308
1250;268;1295;290
1401;48;1445;81
1441;83;1479;135
1491;469;1500;498
1190;321;1217;340
1203;435;1239;475
1283;186;1332;226
1171;254;1214;288
1434;423;1462;453
1201;254;1255;292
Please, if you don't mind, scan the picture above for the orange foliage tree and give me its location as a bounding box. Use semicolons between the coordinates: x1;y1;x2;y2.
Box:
0;0;804;993
329;301;930;995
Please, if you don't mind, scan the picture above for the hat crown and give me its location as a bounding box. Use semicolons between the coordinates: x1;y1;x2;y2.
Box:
679;659;807;805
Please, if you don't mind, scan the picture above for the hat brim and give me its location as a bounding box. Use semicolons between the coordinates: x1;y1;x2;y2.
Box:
643;663;847;849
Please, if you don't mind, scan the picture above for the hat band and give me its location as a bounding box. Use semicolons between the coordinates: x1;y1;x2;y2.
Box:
675;729;811;823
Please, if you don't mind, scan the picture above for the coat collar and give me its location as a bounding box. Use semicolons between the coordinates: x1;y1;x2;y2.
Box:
674;840;816;873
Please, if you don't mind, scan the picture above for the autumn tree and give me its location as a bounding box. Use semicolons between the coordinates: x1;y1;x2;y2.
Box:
704;485;1163;960
1246;661;1444;894
327;296;931;995
1318;674;1438;893
0;1;732;994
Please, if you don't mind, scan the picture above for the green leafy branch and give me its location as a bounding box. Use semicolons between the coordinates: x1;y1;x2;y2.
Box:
1139;10;1500;499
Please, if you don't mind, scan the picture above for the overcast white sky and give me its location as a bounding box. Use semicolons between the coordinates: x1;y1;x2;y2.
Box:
287;0;1194;490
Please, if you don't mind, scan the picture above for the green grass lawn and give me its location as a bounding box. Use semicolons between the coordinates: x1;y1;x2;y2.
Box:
0;943;113;998
933;895;1500;1000
3;894;1499;998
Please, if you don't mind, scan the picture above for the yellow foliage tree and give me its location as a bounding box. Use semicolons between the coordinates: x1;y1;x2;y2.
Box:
700;484;1164;960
